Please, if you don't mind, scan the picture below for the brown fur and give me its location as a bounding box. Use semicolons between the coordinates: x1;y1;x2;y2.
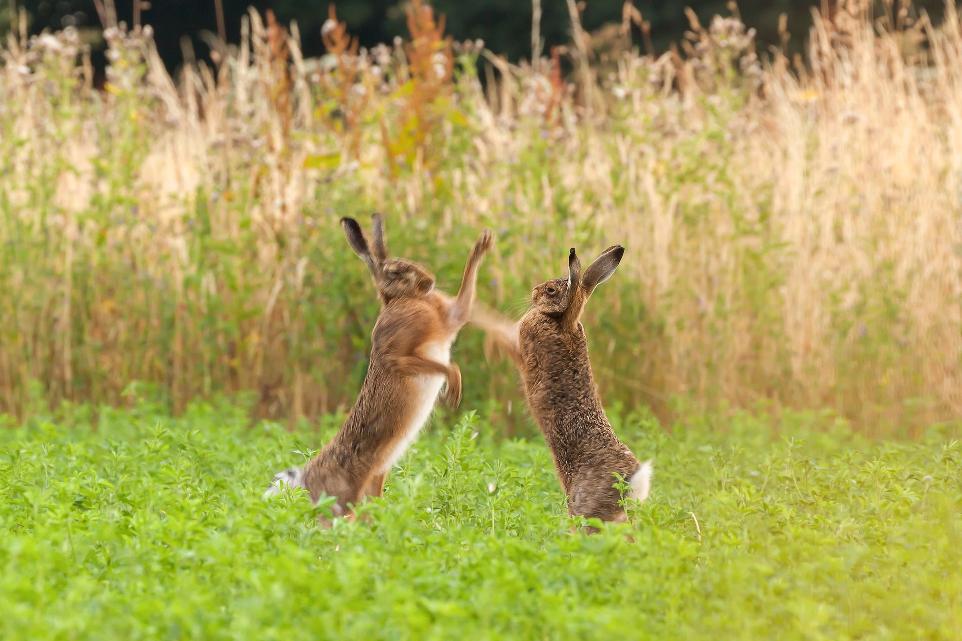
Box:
472;246;651;523
285;214;492;520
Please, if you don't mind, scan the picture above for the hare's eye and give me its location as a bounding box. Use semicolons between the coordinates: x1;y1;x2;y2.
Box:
546;286;557;295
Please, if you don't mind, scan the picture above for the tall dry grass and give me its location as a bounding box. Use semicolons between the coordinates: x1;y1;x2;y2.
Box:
1;1;960;435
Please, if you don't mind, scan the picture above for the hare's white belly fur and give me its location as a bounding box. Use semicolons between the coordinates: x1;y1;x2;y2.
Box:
380;340;451;473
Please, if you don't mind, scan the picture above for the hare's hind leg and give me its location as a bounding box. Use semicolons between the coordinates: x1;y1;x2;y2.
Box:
362;472;387;498
568;478;629;526
343;473;387;524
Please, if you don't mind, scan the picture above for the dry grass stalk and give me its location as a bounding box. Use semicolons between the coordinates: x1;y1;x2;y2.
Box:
0;2;959;435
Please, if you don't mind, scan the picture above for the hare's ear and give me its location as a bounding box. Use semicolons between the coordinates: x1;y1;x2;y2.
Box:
341;217;382;281
563;248;582;310
567;248;582;291
371;213;388;264
561;248;585;328
581;245;624;295
341;217;370;256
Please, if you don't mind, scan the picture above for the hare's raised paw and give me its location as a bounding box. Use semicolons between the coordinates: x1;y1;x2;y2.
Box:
474;229;493;256
263;467;304;499
443;364;462;408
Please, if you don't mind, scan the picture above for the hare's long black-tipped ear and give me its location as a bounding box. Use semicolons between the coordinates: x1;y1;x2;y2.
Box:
563;247;582;309
341;217;370;256
561;248;585;328
341;217;381;280
582;245;625;295
567;248;582;290
371;213;388;264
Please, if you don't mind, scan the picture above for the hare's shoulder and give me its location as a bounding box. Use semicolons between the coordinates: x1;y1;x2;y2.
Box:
382;293;449;319
520;315;587;360
372;295;448;346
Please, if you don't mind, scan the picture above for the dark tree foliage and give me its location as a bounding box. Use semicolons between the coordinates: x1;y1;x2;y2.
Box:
2;0;948;71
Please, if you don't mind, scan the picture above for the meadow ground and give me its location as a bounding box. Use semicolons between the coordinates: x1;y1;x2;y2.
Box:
1;401;959;640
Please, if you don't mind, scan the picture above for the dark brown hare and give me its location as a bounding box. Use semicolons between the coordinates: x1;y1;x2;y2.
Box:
472;245;652;525
265;214;493;522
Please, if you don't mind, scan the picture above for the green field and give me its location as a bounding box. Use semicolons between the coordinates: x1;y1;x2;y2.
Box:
2;402;959;640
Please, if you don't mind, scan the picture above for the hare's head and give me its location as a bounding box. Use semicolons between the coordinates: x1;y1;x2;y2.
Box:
341;214;436;304
530;245;624;328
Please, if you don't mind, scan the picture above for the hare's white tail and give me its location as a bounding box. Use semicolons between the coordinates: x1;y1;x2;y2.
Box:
629;460;653;502
263;467;305;499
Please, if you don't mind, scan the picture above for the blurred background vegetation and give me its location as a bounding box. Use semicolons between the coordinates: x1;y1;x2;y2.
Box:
1;1;949;71
1;0;960;437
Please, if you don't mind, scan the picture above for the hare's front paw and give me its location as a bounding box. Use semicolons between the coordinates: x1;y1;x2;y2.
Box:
473;229;493;257
443;364;462;408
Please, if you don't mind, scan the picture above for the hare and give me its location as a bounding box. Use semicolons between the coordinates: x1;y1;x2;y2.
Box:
472;245;652;524
265;214;493;521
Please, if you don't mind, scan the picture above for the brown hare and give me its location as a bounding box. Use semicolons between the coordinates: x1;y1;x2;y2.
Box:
265;214;493;521
472;245;652;524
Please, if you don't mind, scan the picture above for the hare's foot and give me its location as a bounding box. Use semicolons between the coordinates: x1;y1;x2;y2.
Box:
263;467;304;498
